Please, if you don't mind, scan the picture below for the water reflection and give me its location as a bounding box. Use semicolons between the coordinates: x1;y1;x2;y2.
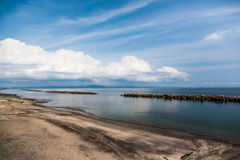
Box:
1;88;240;141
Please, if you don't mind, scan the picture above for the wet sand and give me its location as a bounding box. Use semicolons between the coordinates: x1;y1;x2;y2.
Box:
0;93;240;160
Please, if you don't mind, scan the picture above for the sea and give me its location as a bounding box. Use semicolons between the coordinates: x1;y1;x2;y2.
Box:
1;88;240;143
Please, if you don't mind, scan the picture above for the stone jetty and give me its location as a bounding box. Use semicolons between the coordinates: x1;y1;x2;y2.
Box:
121;93;240;103
22;89;97;94
45;91;97;94
24;89;44;92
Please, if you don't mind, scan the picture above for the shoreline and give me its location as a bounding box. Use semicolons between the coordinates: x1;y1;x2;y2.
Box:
1;93;240;159
49;105;240;146
2;92;240;144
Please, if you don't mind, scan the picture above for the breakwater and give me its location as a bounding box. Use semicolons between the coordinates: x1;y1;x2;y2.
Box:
121;93;240;103
24;89;44;92
22;89;97;94
45;91;97;94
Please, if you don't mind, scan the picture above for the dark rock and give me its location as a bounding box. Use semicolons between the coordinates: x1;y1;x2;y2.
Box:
121;93;240;103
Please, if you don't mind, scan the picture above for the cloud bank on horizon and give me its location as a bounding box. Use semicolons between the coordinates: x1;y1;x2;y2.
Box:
0;0;240;87
0;38;188;82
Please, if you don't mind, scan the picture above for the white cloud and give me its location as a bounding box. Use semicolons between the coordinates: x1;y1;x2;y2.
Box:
200;7;240;18
157;66;189;80
0;38;155;81
204;27;240;41
0;38;191;82
204;32;222;40
203;82;213;85
232;82;240;85
54;0;156;26
93;79;100;83
46;23;154;49
133;75;159;82
178;64;240;72
54;6;240;27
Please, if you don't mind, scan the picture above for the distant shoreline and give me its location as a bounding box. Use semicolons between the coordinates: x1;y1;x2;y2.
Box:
1;86;240;89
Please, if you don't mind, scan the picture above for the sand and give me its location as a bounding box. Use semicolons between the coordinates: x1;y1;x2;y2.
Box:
0;93;240;160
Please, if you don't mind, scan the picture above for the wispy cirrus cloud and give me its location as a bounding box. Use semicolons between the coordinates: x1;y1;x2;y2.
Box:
46;6;240;49
150;7;240;27
203;82;213;85
204;26;240;40
45;23;154;49
53;0;156;26
200;7;240;18
179;64;240;72
204;33;223;40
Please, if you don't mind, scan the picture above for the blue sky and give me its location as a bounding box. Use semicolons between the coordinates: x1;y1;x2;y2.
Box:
0;0;240;87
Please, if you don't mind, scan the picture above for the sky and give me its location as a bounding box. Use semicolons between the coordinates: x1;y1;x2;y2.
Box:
0;0;240;87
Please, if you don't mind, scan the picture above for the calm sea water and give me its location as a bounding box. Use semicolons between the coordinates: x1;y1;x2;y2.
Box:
1;88;240;142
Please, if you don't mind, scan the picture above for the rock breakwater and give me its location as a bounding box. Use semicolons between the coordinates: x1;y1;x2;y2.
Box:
45;91;97;94
21;89;97;94
24;89;44;92
121;93;240;103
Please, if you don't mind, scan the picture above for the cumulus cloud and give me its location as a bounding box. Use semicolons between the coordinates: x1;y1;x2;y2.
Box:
157;66;189;80
0;38;189;82
0;38;155;81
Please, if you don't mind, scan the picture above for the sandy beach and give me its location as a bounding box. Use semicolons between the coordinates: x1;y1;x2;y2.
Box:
0;93;240;160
